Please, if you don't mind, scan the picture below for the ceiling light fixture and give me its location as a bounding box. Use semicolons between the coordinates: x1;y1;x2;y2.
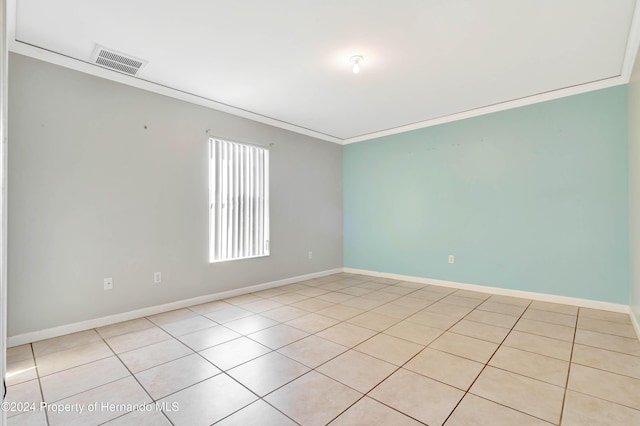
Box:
350;55;364;74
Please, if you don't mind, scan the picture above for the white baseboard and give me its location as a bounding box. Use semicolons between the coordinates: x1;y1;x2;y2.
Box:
344;268;630;314
7;268;342;347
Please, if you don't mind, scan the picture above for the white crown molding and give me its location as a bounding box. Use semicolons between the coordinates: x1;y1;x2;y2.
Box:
7;268;342;347
344;267;631;314
342;76;627;145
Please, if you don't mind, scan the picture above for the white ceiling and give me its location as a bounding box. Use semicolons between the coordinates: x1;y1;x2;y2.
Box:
10;0;640;143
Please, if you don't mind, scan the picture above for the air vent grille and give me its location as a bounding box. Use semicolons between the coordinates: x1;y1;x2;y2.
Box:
92;45;147;76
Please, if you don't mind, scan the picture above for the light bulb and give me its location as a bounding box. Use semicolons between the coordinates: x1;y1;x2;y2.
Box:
349;55;363;75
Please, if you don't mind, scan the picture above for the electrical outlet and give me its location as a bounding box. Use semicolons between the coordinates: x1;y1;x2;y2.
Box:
104;277;113;290
448;255;455;264
154;272;162;284
308;251;313;260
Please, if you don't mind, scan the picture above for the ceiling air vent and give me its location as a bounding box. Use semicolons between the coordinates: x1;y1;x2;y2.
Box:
92;45;147;76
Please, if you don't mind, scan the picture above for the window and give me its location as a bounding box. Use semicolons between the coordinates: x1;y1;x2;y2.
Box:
209;138;270;262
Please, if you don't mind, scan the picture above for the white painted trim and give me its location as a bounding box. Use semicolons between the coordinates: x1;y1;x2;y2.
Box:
343;77;627;144
344;268;630;314
621;0;640;81
7;268;342;347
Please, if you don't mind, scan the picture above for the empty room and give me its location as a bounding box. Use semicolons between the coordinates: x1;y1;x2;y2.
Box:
2;0;640;425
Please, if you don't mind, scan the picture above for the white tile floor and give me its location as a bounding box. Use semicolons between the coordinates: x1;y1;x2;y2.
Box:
5;273;640;425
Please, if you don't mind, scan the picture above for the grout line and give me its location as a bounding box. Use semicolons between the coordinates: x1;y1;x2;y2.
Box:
557;308;579;425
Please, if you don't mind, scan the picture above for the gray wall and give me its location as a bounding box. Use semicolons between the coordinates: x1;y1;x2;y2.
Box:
7;53;343;336
630;45;640;325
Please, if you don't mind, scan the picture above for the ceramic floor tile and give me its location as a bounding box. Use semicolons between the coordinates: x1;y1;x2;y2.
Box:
429;332;498;363
438;295;483;308
355;334;423;366
489;346;569;386
579;308;631;324
278;335;347;368
223;315;279;335
574;328;640;356
380;286;415;295
316;305;365;321
476;301;527;316
486;294;531;307
330;396;422;426
265;371;362;426
227;351;309;396
224;293;264;306
355;282;388;290
216;400;296;426
446;393;552;426
260;305;309;322
465;310;519;328
449;319;510;344
317;292;355;303
522;308;577;327
294;287;331;297
36;340;114;377
204;306;253;323
503;330;573;360
177;325;241;351
106;326;172;354
572;343;640;379
452;289;491;300
347;311;400;331
157;374;257;426
7;344;34;364
199;336;271;370
405;311;460;329
136;353;221;399
7;410;48;426
470;366;564;424
317;350;397;393
32;330;102;357
341;297;386;310
40;356;130;402
316;322;378;347
240;299;283;313
285;313;340;334
383;321;443;345
424;302;474;317
354;291;398;302
562;390;640;426
404;347;484;390
5;379;42;418
104;408;172;425
6;358;38;386
248;324;309;349
187;300;231;314
118;338;193;373
268;293;309;304
291;298;335;312
147;309;198;325
159;316;216;336
568;363;640;409
529;300;578;315
390;296;432;309
577;316;637;338
369;368;464;426
337;286;374;297
46;376;151;426
514;318;575;342
96;318;155;339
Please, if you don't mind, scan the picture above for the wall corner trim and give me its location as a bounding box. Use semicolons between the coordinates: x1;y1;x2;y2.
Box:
7;268;342;347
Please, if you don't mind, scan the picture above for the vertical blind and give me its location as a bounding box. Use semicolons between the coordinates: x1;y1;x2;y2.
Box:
209;138;270;262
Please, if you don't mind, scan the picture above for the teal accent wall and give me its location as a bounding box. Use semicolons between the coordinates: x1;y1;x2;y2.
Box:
344;86;629;304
